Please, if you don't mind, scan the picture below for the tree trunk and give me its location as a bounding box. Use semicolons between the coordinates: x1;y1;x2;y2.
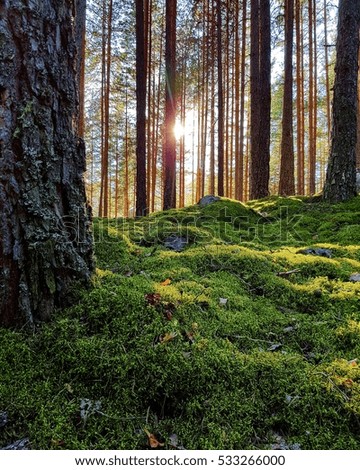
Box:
323;0;331;151
323;0;360;202
295;0;305;194
234;0;241;200
75;0;86;139
357;43;360;170
250;0;271;200
162;0;177;210
308;0;317;195
216;0;224;196
0;0;93;326
103;0;112;217
136;0;148;216
279;0;295;196
239;0;247;201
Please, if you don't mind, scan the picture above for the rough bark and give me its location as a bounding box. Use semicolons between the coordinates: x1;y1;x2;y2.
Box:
75;0;86;139
0;0;93;326
279;0;295;196
216;0;224;196
323;0;360;202
162;0;177;210
357;43;360;170
250;0;271;200
136;0;148;216
295;0;305;194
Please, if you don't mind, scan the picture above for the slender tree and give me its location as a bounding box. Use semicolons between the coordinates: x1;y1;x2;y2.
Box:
308;0;317;194
357;44;360;170
163;0;177;210
136;0;148;216
0;0;93;326
216;0;225;196
279;0;295;195
295;0;305;194
323;0;360;202
250;0;271;199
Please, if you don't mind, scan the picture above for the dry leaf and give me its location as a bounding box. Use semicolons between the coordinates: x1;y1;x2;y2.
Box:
342;378;354;388
145;293;161;305
185;331;195;344
51;439;66;448
164;310;173;321
348;359;358;367
160;278;172;286
160;332;177;343
144;429;164;448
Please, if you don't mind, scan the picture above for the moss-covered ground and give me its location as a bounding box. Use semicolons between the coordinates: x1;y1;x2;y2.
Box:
1;196;360;449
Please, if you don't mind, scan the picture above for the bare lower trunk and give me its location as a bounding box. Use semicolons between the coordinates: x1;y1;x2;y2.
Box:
323;0;360;202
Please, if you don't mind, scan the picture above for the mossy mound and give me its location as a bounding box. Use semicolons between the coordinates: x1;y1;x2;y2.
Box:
1;196;360;449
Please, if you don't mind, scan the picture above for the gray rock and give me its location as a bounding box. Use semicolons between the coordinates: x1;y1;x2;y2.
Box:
0;411;8;428
271;433;301;450
268;343;282;352
356;169;360;193
297;248;332;258
163;235;188;252
1;438;30;450
198;195;220;207
349;273;360;282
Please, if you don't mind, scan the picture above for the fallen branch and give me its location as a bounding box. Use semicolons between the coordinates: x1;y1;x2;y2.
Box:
276;269;301;278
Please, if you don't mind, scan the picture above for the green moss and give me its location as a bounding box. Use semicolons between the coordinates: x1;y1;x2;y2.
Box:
1;196;360;449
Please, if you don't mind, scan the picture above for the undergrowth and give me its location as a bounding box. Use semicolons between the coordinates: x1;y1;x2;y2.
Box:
1;196;360;449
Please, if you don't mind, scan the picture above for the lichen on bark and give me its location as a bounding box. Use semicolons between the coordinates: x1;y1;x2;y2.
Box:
0;0;93;326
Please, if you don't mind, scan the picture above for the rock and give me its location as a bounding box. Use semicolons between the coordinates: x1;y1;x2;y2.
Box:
163;235;188;252
1;438;30;450
271;433;301;450
198;195;220;207
297;247;332;258
0;411;8;428
356;169;360;193
283;326;295;333
349;273;360;282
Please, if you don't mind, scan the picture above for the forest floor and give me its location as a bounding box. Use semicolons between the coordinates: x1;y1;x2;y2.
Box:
1;195;360;449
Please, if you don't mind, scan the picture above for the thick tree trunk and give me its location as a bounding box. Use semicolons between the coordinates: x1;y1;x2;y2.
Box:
0;0;93;326
323;0;360;202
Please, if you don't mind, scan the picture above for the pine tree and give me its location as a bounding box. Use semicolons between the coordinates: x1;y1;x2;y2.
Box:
250;0;271;199
323;0;360;202
163;0;177;210
279;0;295;196
136;0;148;216
0;0;93;326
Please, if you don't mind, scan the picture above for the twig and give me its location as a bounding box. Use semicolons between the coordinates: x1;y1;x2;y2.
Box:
276;269;301;278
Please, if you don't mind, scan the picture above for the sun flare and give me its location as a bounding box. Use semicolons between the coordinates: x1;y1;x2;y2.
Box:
173;121;186;140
